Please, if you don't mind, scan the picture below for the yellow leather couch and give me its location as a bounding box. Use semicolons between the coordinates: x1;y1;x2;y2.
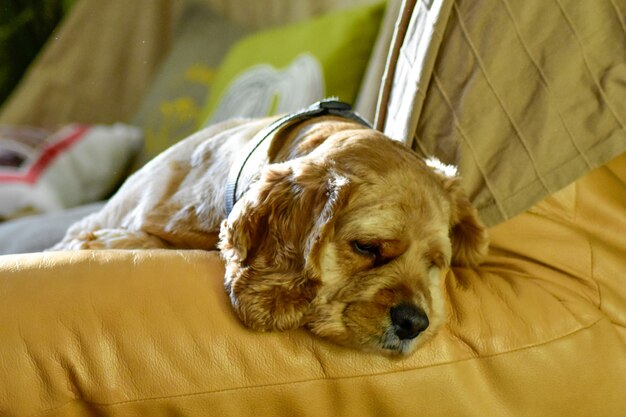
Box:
1;0;625;415
1;153;624;416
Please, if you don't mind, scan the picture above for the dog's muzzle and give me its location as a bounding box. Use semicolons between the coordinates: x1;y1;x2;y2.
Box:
390;302;429;340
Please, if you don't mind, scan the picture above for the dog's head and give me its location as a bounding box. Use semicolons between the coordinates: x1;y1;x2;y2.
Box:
219;124;488;355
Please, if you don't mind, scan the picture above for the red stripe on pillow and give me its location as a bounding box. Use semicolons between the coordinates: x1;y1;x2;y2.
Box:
0;125;90;184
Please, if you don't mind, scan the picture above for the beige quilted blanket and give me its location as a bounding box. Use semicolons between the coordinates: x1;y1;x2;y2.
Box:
378;0;626;226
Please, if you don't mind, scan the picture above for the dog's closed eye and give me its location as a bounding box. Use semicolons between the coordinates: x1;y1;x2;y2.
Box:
350;240;404;268
351;240;379;256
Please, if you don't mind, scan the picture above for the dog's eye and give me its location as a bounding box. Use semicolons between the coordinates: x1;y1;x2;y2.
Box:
351;240;379;257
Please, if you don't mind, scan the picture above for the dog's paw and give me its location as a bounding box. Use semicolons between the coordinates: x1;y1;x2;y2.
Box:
70;229;169;250
75;232;107;249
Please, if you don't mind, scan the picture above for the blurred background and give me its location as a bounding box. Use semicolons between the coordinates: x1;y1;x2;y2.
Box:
0;0;392;246
0;0;76;106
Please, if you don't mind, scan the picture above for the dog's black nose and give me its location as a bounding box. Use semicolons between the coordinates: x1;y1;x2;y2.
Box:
390;303;429;340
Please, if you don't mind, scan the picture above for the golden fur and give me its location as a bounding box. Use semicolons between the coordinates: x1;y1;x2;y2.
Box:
53;115;488;355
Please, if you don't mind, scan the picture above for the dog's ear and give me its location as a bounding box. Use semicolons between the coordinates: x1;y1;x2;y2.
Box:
219;161;350;331
426;158;489;267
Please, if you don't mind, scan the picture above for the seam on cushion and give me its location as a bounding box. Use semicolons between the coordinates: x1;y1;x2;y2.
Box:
451;2;551;194
34;399;75;417
608;0;626;36
573;172;579;224
431;74;508;219
552;0;626;130
586;233;602;310
497;0;592;169
33;318;606;412
576;180;603;310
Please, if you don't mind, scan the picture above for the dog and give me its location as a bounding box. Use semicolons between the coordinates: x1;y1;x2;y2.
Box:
52;101;488;355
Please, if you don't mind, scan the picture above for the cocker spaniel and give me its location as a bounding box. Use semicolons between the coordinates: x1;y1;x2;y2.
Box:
52;101;488;355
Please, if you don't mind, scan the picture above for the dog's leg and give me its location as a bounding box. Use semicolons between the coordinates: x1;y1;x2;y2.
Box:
53;229;170;250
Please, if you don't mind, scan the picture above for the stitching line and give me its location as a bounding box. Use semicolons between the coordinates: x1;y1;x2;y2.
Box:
607;0;626;35
552;0;626;131
431;73;508;219
497;0;592;169
451;2;551;194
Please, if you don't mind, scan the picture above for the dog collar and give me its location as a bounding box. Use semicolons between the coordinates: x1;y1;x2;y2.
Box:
224;99;372;216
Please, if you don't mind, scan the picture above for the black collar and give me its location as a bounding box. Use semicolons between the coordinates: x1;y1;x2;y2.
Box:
224;99;372;216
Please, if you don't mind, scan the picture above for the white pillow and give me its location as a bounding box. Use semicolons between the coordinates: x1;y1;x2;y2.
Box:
0;124;142;220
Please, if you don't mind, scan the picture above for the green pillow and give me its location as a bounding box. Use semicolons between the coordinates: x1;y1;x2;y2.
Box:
199;2;385;127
